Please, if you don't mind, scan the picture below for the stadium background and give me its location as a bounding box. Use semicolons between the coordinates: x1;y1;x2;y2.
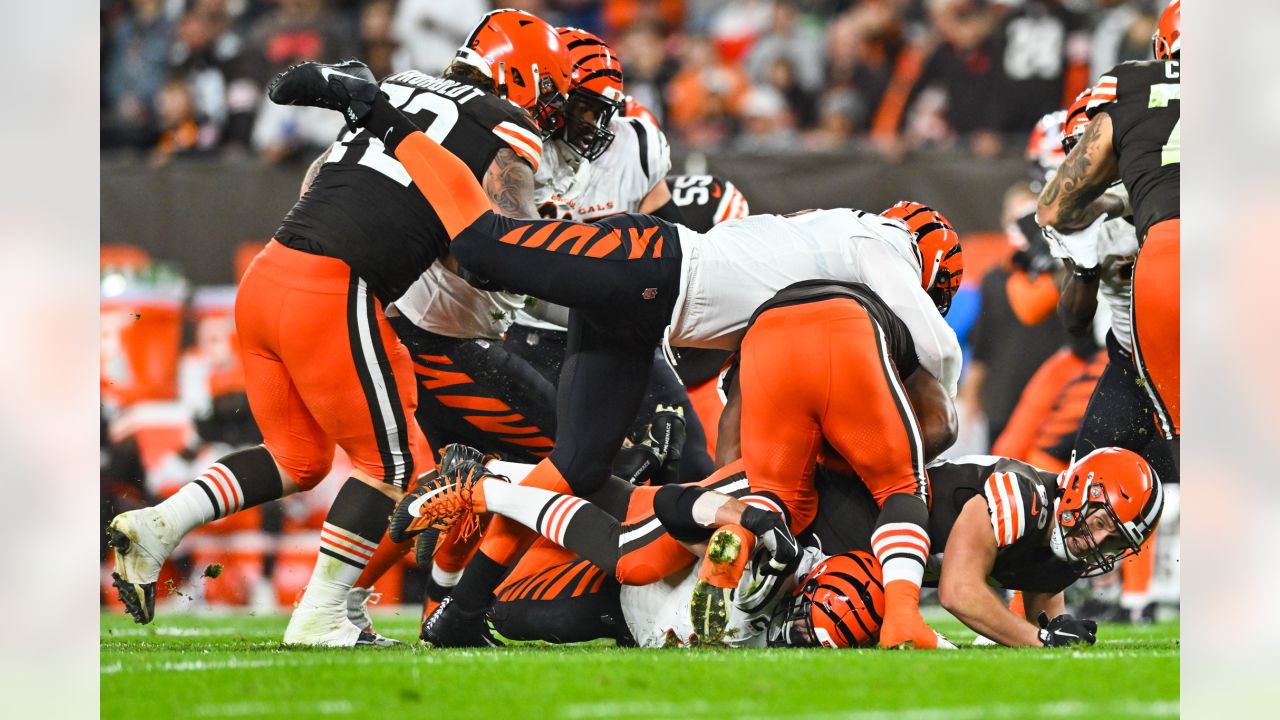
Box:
99;0;1175;615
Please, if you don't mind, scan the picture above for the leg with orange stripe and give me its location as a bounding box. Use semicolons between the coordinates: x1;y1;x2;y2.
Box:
107;446;292;625
284;477;399;646
871;494;937;650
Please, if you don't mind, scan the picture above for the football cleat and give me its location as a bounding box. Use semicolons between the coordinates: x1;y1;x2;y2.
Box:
689;525;755;645
388;450;504;544
437;443;496;478
420;596;504;648
267;60;380;131
106;507;184;624
413;527;442;568
283;605;403;647
345;586;382;632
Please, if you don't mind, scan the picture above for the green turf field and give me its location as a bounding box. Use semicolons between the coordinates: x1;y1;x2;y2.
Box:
101;611;1178;719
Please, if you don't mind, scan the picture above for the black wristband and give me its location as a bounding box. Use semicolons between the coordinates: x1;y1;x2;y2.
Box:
362;94;416;154
1071;264;1101;283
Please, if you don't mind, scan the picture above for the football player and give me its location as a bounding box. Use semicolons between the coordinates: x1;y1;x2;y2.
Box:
1037;0;1180;449
106;10;573;646
268;59;962;648
1044;87;1179;622
385;27;715;638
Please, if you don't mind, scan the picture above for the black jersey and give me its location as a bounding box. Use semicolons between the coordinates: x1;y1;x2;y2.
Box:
748;280;921;380
667;175;750;233
276;70;543;305
809;456;1078;595
1087;60;1180;241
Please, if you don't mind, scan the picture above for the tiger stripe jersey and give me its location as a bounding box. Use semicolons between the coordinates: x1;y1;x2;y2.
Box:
1086;60;1180;241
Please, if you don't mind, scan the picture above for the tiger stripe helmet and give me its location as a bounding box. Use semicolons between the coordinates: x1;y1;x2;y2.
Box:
1050;448;1164;577
1153;0;1180;61
770;551;885;648
454;10;574;138
555;27;625;160
881;201;964;316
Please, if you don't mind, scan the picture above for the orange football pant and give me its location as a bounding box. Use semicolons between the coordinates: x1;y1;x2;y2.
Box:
1132;219;1180;438
236;240;433;489
738;298;928;532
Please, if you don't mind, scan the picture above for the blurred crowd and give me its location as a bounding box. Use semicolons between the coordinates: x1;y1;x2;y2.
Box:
102;0;1165;164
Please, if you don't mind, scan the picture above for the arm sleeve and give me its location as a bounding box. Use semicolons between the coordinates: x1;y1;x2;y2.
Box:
859;239;963;398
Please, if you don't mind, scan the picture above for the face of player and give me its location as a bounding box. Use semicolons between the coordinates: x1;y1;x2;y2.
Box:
560;90;618;160
1053;505;1138;575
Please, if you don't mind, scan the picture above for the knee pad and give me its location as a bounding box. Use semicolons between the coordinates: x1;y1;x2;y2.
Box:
652;484;713;544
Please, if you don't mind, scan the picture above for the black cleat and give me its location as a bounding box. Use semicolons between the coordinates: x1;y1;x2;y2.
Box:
438;443;496;477
267;60;380;130
354;628;405;647
420;596;504;648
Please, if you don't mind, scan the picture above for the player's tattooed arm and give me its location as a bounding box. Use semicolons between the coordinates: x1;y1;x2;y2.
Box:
483;147;539;218
299;147;331;197
1036;113;1120;232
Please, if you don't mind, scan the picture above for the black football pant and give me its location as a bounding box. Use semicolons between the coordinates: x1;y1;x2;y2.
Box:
503;323;715;484
452;213;683;497
389;316;558;462
1073;332;1178;484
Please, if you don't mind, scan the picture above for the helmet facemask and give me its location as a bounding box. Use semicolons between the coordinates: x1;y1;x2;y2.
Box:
559;88;622;161
1050;477;1146;577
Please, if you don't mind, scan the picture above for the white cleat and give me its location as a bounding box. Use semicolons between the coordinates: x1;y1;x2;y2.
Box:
106;507;183;624
283;606;403;647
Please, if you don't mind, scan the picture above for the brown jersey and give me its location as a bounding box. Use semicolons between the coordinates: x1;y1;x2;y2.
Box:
808;456;1079;594
1087;60;1180;241
276;71;543;305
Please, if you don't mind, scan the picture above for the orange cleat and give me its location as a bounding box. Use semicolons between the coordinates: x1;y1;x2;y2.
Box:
878;579;939;650
689;524;755;644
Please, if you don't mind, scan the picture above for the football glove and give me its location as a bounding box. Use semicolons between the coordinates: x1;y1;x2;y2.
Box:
1037;611;1098;647
739;506;799;575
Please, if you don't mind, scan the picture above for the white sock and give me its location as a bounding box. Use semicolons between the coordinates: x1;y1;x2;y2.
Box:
488;460;536;484
481;479;561;530
432;564;463;587
153;481;218;537
295;551;365;613
872;522;930;586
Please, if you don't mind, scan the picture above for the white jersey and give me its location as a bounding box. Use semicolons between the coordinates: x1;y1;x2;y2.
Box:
511;114;673;332
667;208;963;397
1045;199;1139;352
391;262;525;340
621;545;825;648
534;115;671;222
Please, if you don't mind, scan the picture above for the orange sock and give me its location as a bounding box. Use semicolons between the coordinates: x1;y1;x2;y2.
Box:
1121;531;1156;606
354;534;413;589
1009;590;1025;619
879;580;938;649
433;518;484;574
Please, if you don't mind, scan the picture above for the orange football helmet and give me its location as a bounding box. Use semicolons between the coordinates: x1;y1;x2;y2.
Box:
557;27;625;160
1153;0;1180;61
1061;87;1093;155
454;9;574;137
1050;448;1164;577
768;551;885;648
624;96;660;129
881;201;964;316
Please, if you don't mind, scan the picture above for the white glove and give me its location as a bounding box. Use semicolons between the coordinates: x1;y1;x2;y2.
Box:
1042;214;1108;269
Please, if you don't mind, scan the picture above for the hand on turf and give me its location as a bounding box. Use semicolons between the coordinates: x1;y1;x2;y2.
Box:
1037;611;1098;647
739;507;799;575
